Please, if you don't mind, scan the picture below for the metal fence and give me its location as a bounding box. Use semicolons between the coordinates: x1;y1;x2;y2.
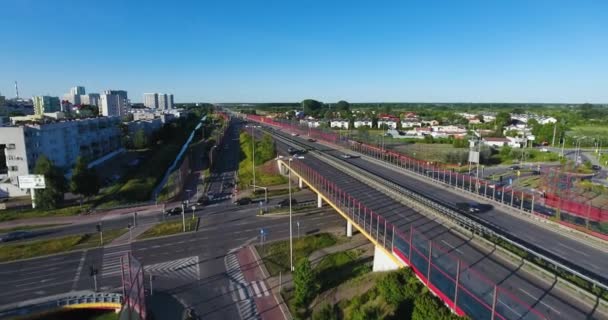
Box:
287;159;548;320
247;115;608;239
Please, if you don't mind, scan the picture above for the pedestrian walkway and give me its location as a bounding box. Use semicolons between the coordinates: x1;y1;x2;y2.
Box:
224;251;260;320
109;224;154;246
101;244;131;278
236;247;287;320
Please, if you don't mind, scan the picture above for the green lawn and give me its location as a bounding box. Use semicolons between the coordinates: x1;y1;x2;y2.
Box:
0;228;127;262
256;233;341;276
0;204;91;223
567;125;608;139
315;249;372;292
137;218;197;240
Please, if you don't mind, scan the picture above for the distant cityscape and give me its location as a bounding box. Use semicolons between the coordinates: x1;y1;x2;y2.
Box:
0;84;182;199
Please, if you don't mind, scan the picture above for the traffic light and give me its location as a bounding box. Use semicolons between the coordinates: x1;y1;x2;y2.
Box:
89;266;98;276
96;223;101;232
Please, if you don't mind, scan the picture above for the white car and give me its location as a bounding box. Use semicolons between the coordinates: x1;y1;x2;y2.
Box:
291;133;299;136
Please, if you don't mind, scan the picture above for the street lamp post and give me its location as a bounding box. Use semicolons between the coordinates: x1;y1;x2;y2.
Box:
288;158;294;272
181;202;186;232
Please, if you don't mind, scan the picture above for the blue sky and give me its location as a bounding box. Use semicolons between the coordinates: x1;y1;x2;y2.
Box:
1;0;607;103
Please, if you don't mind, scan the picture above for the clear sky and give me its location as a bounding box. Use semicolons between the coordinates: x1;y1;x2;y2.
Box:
1;0;606;103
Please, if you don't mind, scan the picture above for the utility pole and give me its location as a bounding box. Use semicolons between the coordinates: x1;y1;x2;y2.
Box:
288;158;294;272
182;202;186;232
96;223;103;246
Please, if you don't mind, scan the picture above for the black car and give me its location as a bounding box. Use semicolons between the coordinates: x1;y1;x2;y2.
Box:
234;197;252;205
307;138;317;142
277;198;298;208
509;165;521;170
0;231;32;243
591;165;602;171
197;196;210;205
165;207;183;216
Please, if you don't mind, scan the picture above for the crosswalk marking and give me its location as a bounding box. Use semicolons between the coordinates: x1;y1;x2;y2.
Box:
144;256;199;281
101;244;131;278
224;252;260;319
251;281;261;296
259;281;270;297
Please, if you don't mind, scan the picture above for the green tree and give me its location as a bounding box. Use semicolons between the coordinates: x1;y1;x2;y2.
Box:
313;303;338;320
293;258;318;308
412;294;446;320
302;99;324;117
335;100;350;112
133;128;148;149
70;157;100;200
33;155;66;210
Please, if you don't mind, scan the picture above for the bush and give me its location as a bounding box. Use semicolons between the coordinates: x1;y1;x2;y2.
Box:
313;303;338;320
293;258;319;308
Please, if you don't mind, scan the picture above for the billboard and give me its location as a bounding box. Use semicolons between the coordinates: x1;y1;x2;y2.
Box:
468;150;480;164
18;175;46;189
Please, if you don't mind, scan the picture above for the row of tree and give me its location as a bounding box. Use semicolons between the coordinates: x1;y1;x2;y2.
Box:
33;156;100;210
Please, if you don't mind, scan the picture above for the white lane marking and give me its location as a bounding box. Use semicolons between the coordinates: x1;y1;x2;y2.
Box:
441;240;463;254
557;242;588;256
71;250;88;290
519;289;561;314
498;298;522;317
238;284;247;300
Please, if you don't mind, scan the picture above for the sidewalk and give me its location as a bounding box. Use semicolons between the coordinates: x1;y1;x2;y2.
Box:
236;246;289;320
109;223;156;245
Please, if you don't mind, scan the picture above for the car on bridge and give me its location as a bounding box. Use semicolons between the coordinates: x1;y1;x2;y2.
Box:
307;138;317;142
340;154;359;159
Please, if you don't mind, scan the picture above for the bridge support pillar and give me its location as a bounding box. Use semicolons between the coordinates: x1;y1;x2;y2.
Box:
277;161;287;175
317;193;323;208
298;177;303;189
372;245;400;272
346;220;353;237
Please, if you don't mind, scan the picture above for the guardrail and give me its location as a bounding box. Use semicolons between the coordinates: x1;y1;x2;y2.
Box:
0;291;122;319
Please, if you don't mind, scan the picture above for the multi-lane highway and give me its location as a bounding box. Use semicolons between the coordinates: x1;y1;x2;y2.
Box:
256;121;607;319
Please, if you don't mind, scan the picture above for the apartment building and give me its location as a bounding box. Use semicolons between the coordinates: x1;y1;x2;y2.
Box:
0;117;121;197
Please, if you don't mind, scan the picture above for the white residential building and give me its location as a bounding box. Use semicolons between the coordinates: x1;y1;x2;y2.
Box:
354;119;373;128
401;120;422;128
482;137;510;148
0;117;122;198
100;94;127;117
144;93;159;109
330;119;349;129
377;120;398;129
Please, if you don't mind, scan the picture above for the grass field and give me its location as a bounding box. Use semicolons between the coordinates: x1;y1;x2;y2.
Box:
391;143;465;164
137;218;197;239
567;125;608;138
256;233;341;276
0;228;126;262
0;204;91;223
315;249;372;292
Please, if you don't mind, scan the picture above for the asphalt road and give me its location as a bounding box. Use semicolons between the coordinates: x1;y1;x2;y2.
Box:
261;124;607;320
0;201;342;317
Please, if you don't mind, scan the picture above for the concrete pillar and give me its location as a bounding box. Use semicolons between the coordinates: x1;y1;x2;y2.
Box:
277;161;286;175
317;193;323;208
372;245;400;272
346;220;353;237
298;177;303;189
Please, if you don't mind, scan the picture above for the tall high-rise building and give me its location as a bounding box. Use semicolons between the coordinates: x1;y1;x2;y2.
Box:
100;94;127;117
143;93;159;109
80;93;100;106
70;86;85;96
33;96;61;115
168;94;174;109
103;90;128;105
158;94;168;110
